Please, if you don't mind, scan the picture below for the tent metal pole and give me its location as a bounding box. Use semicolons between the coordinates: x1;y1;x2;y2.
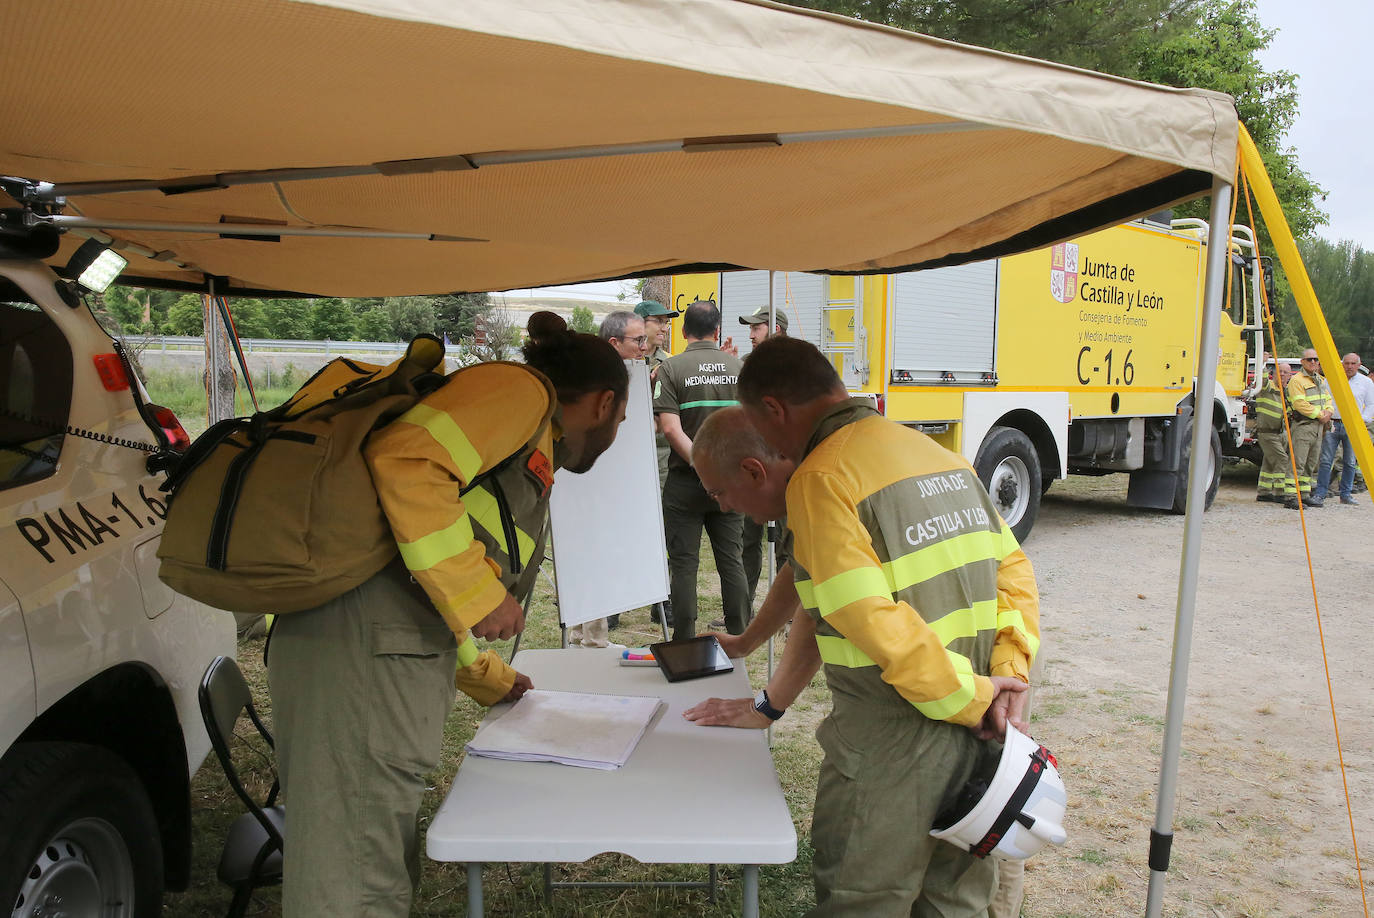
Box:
1144;176;1232;918
766;270;777;748
43;214;476;241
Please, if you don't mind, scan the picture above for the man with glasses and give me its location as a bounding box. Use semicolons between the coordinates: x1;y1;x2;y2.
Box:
1287;349;1332;508
600;310;648;362
1314;353;1373;506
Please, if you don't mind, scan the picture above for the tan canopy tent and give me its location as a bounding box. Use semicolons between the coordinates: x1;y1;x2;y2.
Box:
0;0;1236;296
3;3;1281;916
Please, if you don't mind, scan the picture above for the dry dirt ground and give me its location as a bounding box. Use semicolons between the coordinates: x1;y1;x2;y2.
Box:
1021;466;1373;917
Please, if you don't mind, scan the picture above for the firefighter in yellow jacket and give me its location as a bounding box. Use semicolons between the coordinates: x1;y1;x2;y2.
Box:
730;337;1039;917
268;313;628;918
1288;349;1332;508
1254;361;1297;505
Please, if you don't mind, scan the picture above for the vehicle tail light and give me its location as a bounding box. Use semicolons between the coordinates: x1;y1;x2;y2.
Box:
150;404;191;452
876;395;886;415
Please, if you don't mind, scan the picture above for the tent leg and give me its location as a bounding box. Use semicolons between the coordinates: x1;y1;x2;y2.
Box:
1145;177;1232;918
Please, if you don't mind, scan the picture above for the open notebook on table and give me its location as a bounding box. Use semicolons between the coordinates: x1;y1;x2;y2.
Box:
465;689;663;770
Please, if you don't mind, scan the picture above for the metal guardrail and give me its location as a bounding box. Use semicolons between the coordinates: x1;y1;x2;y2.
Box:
122;335;468;356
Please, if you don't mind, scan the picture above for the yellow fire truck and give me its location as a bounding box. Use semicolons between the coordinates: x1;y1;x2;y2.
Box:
670;216;1266;540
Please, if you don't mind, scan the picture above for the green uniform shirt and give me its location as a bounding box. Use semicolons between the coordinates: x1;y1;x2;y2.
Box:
652;340;742;472
1253;379;1286;432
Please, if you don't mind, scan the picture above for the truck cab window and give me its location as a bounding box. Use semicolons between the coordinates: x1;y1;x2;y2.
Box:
0;301;73;489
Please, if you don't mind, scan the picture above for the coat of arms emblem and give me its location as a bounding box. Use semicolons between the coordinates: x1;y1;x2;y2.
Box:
1050;242;1079;303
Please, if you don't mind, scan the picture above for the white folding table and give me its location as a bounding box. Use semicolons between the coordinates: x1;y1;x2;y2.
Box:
426;648;797;916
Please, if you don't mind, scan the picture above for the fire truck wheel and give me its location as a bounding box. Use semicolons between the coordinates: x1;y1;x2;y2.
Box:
975;426;1042;543
0;742;163;918
1170;419;1222;514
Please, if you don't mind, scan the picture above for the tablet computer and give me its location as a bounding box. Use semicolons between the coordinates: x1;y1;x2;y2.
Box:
648;635;735;682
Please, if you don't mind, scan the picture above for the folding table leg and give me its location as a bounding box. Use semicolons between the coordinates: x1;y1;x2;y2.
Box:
742;865;759;918
466;863;484;916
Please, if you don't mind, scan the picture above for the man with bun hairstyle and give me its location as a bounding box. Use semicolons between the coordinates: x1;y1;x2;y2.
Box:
268;312;629;917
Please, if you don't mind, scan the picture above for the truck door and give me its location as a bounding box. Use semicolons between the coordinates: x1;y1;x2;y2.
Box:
889;260;998;383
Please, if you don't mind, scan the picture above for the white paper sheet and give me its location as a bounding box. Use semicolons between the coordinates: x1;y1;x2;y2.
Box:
465;689;663;770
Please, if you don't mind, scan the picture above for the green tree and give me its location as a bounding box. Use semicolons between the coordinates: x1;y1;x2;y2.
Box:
1134;0;1325;241
433;292;493;341
1282;237;1374;358
103;284;149;333
263;298;313;339
356;305;393;341
164;294;204;335
570;304;597;334
225;297;272;338
781;0;1200;78
308;298;356;340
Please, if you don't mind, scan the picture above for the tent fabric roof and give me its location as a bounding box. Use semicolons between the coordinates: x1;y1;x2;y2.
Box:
0;0;1238;296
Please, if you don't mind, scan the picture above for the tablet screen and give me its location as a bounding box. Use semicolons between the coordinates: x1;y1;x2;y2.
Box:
648;635;735;682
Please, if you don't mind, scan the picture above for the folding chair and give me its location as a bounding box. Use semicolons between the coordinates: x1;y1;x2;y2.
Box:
198;655;285;918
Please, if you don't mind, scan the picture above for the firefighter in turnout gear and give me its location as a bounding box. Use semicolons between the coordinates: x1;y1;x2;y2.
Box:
267;313;628;917
735;337;1039;917
1288;349;1332;508
1255;361;1297;505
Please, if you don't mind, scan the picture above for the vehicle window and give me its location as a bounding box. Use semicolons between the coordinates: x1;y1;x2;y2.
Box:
1;301;72;490
1227;255;1247;326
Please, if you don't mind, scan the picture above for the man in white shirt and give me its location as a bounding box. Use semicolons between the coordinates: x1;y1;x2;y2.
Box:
1315;352;1374;505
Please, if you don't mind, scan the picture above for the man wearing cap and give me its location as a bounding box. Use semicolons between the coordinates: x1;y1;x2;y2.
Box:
737;305;789;604
636;298;681;628
635;298;678;376
654;299;752;638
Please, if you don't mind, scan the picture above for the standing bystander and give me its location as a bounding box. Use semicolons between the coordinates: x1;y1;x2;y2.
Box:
1255;360;1298;506
1314;352;1374;506
736;305;789;604
1287;349;1331;508
654;299;751;638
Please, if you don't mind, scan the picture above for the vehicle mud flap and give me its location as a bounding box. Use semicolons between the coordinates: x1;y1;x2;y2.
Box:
1128;405;1191;510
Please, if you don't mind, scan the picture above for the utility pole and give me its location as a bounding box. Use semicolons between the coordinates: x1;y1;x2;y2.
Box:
203;285;237;424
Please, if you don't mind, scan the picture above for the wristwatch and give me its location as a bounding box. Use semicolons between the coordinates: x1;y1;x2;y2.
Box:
753;688;785;721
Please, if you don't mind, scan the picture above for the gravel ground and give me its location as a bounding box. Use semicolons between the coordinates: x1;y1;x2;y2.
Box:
1022;466;1373;917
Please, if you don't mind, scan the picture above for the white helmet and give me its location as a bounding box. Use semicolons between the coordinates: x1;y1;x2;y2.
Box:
929;725;1067;860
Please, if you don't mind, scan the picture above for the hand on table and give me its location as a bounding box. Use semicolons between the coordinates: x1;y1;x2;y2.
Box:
683;697;770;729
971;676;1029;741
502;671;533;704
471;592;525;641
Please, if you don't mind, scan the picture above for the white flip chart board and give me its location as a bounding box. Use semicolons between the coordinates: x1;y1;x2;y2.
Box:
549;361;669;626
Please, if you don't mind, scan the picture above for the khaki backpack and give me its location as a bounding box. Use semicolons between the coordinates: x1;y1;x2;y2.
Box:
157;335;448;613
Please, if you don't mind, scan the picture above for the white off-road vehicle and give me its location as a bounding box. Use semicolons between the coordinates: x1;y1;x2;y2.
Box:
1;227;234;917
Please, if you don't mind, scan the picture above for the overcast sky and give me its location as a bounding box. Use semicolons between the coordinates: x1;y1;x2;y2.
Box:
1257;0;1373;249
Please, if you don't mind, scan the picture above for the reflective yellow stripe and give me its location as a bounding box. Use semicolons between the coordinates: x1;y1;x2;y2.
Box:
456;636;480;668
814;634;877;668
998;524;1020;560
400;404;483;483
995;606;1040;658
814;566;892;618
397;514;475;571
883;529;1003;594
465;486;535;564
912;651;978;721
926;599;998;647
794;577;815;608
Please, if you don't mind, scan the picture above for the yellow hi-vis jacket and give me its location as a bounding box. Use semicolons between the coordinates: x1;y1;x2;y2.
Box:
1287;370;1325;421
787;400;1039;728
365;362;557;705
